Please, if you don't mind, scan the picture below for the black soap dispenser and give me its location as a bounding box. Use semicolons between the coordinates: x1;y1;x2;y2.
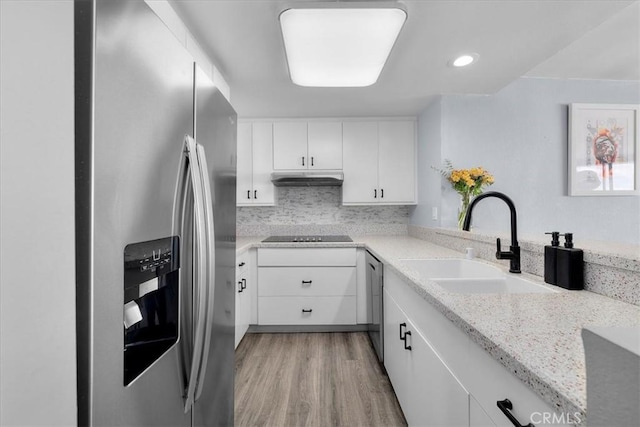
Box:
544;231;560;285
556;233;584;290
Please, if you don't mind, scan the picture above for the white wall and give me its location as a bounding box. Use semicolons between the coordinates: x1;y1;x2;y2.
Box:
410;99;442;227
0;1;77;425
411;77;640;245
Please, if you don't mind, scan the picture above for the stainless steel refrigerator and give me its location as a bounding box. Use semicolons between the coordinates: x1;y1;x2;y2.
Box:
75;1;236;425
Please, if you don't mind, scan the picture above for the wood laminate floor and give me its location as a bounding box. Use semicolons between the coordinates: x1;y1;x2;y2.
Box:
234;332;407;427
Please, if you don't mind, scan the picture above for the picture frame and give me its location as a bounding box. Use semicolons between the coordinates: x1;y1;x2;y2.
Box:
568;103;639;196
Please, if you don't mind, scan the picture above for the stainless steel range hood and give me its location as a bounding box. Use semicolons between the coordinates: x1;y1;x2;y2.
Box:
271;171;344;187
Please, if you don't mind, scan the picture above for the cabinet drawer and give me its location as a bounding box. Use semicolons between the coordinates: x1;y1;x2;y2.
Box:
258;267;356;296
258;248;356;266
258;296;356;325
466;339;568;427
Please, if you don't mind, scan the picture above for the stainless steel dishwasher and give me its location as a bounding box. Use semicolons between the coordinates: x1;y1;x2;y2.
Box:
366;250;384;362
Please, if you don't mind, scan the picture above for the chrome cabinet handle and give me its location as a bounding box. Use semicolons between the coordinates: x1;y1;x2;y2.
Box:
254;190;257;199
302;308;312;313
497;399;534;427
311;157;314;167
381;188;384;198
238;262;245;267
301;280;312;285
302;156;305;166
374;189;377;198
247;190;251;199
241;278;247;290
238;281;243;293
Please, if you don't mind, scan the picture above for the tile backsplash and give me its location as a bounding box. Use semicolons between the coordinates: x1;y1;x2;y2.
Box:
237;186;409;236
408;225;640;306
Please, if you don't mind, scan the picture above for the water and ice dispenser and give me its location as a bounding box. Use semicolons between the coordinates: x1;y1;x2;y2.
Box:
123;236;180;386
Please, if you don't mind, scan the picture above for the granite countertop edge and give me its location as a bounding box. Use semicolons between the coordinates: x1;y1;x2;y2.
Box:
235;235;640;422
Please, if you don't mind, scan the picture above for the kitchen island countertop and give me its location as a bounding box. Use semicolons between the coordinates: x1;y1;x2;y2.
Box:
235;235;640;421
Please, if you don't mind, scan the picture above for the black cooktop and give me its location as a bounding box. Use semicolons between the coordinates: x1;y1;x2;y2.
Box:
262;235;353;243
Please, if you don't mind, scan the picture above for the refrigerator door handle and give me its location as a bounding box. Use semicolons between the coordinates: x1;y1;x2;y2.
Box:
175;135;208;413
193;143;216;402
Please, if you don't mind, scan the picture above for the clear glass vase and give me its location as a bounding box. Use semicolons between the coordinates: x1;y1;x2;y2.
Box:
458;192;471;230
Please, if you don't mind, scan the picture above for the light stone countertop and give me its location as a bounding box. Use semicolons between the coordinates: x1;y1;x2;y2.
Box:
235;235;640;422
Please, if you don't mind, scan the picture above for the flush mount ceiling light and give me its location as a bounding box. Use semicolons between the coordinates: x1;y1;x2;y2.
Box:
449;53;479;68
279;2;407;87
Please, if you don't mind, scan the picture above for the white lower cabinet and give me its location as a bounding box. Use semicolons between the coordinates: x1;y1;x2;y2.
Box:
384;270;566;427
235;250;256;348
470;395;497;427
235;252;255;347
258;296;356;325
384;289;469;427
257;248;357;326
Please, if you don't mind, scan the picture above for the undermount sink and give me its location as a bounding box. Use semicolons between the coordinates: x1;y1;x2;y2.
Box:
399;258;556;294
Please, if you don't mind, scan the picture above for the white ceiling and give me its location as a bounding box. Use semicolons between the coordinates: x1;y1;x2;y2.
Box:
169;0;640;118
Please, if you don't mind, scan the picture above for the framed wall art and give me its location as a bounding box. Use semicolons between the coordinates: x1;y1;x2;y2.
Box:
568;103;639;196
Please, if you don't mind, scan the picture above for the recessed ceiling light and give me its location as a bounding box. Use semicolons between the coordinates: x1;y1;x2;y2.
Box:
450;53;479;68
279;2;407;87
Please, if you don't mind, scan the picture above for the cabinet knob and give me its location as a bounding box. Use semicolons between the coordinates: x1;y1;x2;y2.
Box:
238;262;245;267
496;399;534;427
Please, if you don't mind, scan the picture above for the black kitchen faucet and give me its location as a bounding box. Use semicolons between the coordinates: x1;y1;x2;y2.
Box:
462;191;521;273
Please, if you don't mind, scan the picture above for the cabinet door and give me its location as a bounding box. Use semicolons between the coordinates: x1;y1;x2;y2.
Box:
273;122;308;170
307;122;342;170
378;121;416;204
235;254;249;348
251;122;275;205
470;395;497;427
404;317;469;427
236;123;253;206
342;121;379;204
383;289;412;417
385;289;470;427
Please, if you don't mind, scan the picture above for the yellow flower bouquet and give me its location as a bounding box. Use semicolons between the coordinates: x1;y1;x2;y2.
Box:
434;160;495;229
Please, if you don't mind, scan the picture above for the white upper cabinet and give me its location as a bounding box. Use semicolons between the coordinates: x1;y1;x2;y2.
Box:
273;121;343;170
236;122;253;204
307;122;343;170
343;122;379;204
236;122;275;206
273;122;308;170
342;120;416;205
378;121;416;204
